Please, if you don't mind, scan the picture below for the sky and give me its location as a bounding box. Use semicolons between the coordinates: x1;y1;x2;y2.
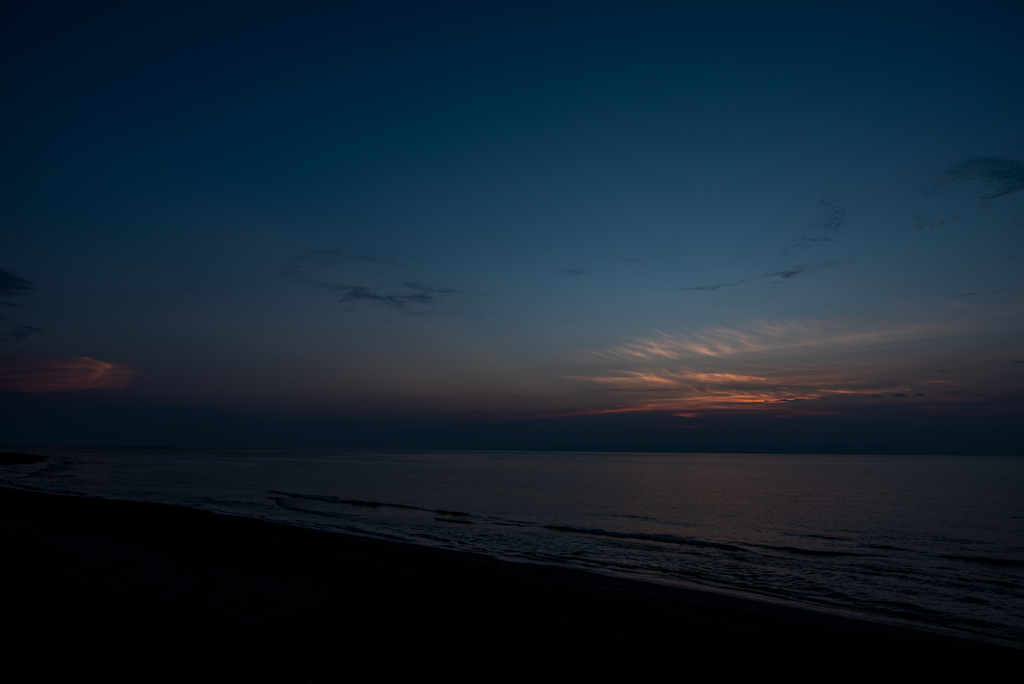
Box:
1;1;1022;453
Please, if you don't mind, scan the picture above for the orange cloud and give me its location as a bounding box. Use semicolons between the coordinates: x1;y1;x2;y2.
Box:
571;316;1017;413
0;356;137;393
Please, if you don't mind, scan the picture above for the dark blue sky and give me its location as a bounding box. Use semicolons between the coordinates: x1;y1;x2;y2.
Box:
2;1;1022;452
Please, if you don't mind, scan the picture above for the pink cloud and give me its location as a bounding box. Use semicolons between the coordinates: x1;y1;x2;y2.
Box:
0;356;137;393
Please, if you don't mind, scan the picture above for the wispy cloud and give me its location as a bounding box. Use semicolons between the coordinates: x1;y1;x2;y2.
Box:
685;261;848;291
0;269;40;340
300;279;481;314
0;269;35;297
781;200;848;257
947;289;1007;299
813;200;848;233
0;318;42;341
938;157;1024;200
280;248;484;316
0;356;137;392
283;248;404;270
570;320;967;411
596;320;949;362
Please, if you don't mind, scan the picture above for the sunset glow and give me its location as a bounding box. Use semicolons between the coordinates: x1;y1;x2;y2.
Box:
0;2;1019;454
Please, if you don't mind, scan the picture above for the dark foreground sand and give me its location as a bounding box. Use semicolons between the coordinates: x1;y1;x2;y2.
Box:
0;452;47;465
2;486;1020;679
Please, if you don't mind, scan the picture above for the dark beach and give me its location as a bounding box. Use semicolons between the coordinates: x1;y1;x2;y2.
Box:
2;484;1020;679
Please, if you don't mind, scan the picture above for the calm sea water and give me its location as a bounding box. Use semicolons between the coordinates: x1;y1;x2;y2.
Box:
3;446;1022;644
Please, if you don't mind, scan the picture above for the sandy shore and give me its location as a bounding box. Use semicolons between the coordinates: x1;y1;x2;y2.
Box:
1;485;1019;679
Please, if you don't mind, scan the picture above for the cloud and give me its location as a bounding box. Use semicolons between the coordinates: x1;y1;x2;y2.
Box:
595;320;949;362
279;250;484;316
0;270;41;340
285;248;403;270
947;289;1007;299
938;157;1024;199
780;200;848;257
687;283;736;292
0;269;35;298
763;263;845;280
595;387;674;392
570;319;961;411
813;200;847;233
685;261;847;291
305;280;481;313
0;318;42;341
0;356;137;392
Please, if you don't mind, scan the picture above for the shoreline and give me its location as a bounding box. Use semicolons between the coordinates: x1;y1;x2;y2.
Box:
2;484;1021;677
28;481;1020;650
11;479;1015;649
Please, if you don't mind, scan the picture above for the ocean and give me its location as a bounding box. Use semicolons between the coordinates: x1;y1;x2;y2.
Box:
3;446;1022;644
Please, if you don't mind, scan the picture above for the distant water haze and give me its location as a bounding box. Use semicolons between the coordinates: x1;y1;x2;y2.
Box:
4;447;1022;644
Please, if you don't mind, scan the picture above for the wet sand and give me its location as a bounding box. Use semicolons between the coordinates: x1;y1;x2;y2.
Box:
2;485;1019;679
